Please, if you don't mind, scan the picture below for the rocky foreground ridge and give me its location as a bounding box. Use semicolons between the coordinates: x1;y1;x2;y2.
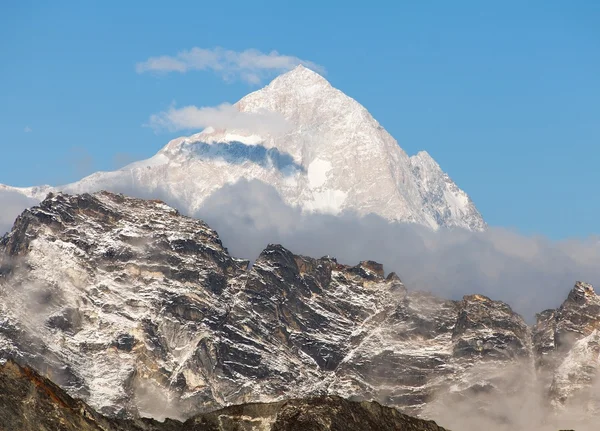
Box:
0;192;597;428
0;359;449;431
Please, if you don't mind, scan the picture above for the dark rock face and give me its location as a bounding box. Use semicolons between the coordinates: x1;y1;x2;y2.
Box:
0;359;449;431
221;396;448;431
0;359;144;431
452;294;530;360
0;192;251;418
0;191;597;424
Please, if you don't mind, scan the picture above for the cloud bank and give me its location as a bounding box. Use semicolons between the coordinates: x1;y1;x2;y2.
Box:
192;180;600;321
1;179;599;429
1;179;599;321
147;103;289;135
136;47;325;84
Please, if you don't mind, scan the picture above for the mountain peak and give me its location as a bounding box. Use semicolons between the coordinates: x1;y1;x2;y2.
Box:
412;150;434;161
410;151;441;171
0;63;486;233
566;281;596;304
267;64;330;90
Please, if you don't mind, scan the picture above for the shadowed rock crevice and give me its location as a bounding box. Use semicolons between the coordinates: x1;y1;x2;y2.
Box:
189;141;305;175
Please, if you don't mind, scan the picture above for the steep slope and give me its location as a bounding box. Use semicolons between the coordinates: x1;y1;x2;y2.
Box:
0;359;180;431
533;281;600;414
0;66;485;231
0;360;450;431
0;191;524;423
0;191;251;418
409;152;482;230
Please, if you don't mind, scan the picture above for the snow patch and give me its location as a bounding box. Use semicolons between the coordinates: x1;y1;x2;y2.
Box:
307;158;332;189
221;134;264;145
122;153;169;170
304;189;347;214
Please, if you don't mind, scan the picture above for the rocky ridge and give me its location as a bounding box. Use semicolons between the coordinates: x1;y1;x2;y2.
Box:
0;191;596;428
0;359;449;431
533;281;600;413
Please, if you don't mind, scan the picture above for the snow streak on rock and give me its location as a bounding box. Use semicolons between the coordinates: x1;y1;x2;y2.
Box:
1;192;595;427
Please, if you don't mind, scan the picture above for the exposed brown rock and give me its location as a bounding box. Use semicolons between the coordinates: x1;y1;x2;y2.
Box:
0;359;450;431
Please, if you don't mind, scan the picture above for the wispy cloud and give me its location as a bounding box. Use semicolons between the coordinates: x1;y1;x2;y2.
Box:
136;47;325;84
24;126;32;133
147;103;289;135
0;189;39;235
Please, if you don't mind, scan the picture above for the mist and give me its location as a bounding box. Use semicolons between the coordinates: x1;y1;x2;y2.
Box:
423;360;598;431
188;180;599;321
0;190;39;236
2;178;600;429
2;179;599;320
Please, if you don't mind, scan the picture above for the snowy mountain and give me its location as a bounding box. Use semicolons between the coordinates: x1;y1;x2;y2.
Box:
0;65;485;231
1;192;595;429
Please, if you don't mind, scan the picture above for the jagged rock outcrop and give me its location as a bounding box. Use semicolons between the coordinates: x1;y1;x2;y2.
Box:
533;281;600;413
0;191;523;421
0;191;597;428
0;359;450;431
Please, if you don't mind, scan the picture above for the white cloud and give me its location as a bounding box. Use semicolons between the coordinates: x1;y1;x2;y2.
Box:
38;175;596;322
2;175;599;430
147;103;290;135
136;47;325;84
190;180;600;321
24;126;32;133
4;176;599;324
0;190;39;235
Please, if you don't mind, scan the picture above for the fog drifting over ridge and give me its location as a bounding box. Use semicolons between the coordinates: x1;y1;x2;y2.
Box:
0;190;39;237
193;180;600;321
2;178;598;320
1;180;600;430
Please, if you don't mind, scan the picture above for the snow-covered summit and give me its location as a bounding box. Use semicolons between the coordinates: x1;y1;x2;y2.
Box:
0;66;486;231
265;64;331;89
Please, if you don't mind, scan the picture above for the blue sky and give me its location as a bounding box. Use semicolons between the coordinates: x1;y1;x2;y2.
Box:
1;1;598;239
